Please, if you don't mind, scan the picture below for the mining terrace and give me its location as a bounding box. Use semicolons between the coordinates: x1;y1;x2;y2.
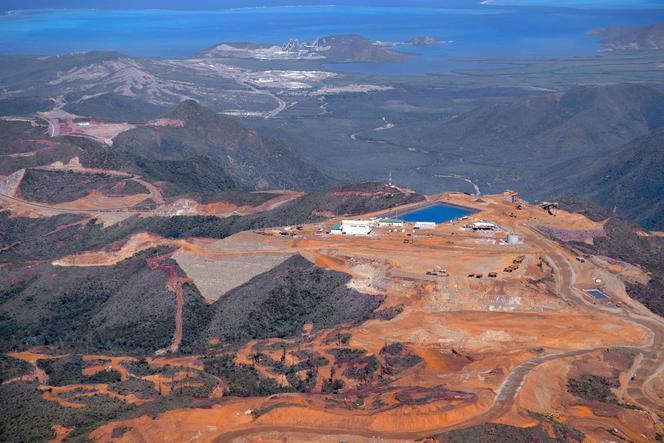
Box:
12;192;664;442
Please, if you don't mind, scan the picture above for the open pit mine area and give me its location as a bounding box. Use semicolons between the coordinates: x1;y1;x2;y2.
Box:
2;190;664;442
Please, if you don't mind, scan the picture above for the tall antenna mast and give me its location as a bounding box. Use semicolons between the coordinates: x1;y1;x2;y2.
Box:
388;169;393;187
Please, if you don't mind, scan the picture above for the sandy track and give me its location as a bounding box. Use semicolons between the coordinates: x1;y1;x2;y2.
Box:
147;254;190;354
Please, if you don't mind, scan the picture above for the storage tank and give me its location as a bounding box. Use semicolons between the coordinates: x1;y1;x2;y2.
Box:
506;234;520;244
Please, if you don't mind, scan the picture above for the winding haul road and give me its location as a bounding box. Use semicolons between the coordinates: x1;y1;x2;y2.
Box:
434;174;481;195
535;233;664;417
4;157;659;440
0;171;164;214
209;219;664;442
4;180;657;440
213;349;601;443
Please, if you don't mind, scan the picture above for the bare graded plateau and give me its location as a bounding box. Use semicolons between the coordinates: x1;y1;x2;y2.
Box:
4;192;664;442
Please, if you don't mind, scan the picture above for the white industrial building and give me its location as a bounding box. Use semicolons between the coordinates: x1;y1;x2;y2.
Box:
414;221;436;230
377;218;405;227
341;220;372;236
468;221;498;231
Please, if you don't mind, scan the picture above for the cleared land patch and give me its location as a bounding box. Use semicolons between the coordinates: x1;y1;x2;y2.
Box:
173;235;293;301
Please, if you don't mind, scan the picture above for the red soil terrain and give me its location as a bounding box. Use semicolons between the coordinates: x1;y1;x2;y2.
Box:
7;192;664;442
146;252;192;354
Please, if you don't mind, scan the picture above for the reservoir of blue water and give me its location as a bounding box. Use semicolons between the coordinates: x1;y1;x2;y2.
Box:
586;289;608;299
399;203;473;223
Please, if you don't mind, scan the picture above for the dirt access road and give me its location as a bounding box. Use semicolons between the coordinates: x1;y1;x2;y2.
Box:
147;254;189;354
213;349;601;443
210;215;663;442
530;228;664;418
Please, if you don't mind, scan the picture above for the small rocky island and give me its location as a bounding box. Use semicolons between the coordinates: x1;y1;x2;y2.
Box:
406;35;440;46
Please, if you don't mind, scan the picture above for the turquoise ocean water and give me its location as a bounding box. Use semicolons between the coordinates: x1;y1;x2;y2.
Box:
1;4;663;74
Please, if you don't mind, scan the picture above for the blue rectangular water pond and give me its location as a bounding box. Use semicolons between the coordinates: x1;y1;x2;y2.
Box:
586;289;609;299
399;203;474;224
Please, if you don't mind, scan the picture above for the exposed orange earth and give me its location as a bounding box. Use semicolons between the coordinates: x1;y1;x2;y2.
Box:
7;350;65;384
81;355;135;381
1;160;300;225
48;424;73;443
40;383;152;407
17;192;664;441
147;355;205;372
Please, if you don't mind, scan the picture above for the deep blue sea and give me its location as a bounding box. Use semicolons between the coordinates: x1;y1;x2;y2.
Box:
1;4;663;74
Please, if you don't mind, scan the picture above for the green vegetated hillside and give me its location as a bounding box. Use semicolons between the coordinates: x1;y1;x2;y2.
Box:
0;99;338;204
1;366;223;441
0;97;340;204
554;129;664;230
18;169;149;204
76;100;337;199
0;248;179;354
286;182;425;217
184;255;383;351
418;83;664;229
0;120;84;176
0;354;32;383
1;381;128;442
423;83;664;169
0;119;49;153
0;96;54;116
63;92;168;123
0;251;382;355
